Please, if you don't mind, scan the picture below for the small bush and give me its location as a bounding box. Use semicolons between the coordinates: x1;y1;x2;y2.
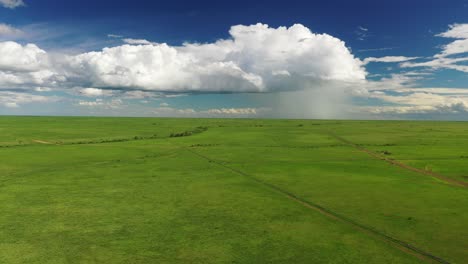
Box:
170;126;208;138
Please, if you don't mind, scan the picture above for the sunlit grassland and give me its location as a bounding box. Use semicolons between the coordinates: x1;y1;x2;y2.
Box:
0;116;467;263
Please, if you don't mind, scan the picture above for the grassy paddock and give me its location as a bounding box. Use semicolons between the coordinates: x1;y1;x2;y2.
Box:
0;117;467;263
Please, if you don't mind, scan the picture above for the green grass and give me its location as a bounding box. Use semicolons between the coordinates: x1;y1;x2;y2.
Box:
0;117;467;263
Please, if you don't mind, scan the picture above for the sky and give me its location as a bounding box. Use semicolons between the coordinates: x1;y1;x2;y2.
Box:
0;0;468;119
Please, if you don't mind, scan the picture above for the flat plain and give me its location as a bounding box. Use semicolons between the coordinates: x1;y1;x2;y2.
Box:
0;116;467;263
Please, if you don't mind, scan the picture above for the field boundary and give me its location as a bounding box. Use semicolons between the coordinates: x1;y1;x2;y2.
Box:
183;146;450;264
328;132;467;188
0;137;156;148
0;127;209;149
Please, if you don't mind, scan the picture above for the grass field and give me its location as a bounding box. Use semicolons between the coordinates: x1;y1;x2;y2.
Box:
0;116;467;263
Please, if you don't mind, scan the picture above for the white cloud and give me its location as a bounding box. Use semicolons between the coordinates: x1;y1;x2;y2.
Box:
0;23;23;38
0;0;24;9
151;106;268;117
402;24;468;73
122;38;154;45
437;38;468;57
0;41;61;89
436;23;468;39
7;22;468;118
363;56;419;64
352;63;468;116
152;106;195;116
369;92;447;105
359;71;430;92
0;21;387;118
361;102;468;114
0;41;48;72
355;26;369;41
108;34;123;38
34;87;52;92
77;100;103;107
358;87;468;115
0;23;366;96
0;91;55;108
272;70;291;76
78;87;114;97
435;24;468;58
120;90;161;99
358;47;397;52
204;107;258;115
76;98;123;109
4;101;18;107
66;23;365;93
401;56;468;73
392;87;468;95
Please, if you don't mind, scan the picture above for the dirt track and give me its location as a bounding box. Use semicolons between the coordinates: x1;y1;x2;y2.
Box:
183;146;450;264
33;140;55;145
328;133;467;188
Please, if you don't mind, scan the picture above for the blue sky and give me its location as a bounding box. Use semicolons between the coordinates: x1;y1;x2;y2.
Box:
0;0;468;119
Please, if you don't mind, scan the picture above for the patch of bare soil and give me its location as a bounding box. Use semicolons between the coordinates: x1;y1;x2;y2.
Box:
33;140;56;145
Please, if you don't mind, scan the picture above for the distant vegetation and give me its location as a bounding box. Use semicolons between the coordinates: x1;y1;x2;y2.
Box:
170;126;208;137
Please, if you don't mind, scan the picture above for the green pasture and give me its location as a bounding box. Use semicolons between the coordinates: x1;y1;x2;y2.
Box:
0;116;466;263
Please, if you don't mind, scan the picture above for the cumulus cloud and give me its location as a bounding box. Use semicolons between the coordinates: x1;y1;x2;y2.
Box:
0;41;60;89
65;23;365;93
0;41;48;72
0;23;365;97
0;0;24;9
0;91;54;108
363;56;419;64
5;22;467;118
77;87;114;97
